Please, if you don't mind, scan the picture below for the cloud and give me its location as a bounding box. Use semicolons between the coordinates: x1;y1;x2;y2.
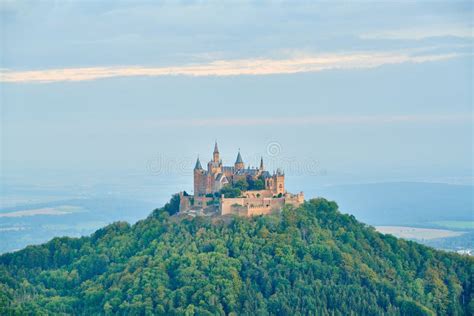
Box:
360;26;473;40
0;51;464;83
146;114;472;128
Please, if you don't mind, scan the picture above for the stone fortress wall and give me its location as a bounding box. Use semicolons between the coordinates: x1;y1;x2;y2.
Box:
220;192;305;216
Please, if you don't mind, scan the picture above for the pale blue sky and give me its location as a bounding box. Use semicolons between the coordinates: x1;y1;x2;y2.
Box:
1;1;473;188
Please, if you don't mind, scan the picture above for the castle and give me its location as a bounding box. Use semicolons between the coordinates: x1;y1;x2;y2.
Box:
193;142;285;196
179;142;304;216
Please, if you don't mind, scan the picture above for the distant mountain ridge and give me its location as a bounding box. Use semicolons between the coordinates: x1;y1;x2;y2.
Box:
0;198;472;315
315;182;473;226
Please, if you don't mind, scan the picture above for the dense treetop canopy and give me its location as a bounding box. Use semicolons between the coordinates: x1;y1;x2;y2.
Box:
0;198;472;315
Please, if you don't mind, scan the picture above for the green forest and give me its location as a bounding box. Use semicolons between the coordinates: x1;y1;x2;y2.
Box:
0;197;472;315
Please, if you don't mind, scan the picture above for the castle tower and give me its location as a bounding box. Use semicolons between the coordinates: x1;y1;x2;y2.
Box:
259;157;264;170
213;141;220;163
194;156;202;170
208;141;222;175
194;156;205;196
234;150;244;170
274;168;285;195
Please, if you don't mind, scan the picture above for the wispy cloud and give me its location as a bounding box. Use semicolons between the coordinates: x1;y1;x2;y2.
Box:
0;51;464;84
145;114;472;128
360;26;473;40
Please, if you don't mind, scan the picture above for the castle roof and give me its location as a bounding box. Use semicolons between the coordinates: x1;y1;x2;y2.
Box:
214;141;219;153
215;173;228;183
261;171;271;178
194;157;203;170
275;168;284;175
222;166;235;173
235;151;243;164
235;168;259;176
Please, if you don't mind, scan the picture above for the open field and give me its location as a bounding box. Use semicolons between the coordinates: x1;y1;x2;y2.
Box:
431;221;474;230
0;205;84;218
376;226;466;241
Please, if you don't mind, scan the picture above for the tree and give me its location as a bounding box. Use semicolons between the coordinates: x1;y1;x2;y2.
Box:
219;186;242;198
0;198;472;315
164;194;180;215
247;175;265;190
233;179;249;191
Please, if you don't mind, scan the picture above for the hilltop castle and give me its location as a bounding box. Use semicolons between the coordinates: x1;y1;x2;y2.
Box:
179;142;304;216
193;142;285;196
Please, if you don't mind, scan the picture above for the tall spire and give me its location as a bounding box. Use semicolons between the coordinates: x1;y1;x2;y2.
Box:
194;156;202;170
213;141;220;163
260;157;264;170
234;149;244;170
235;150;243;164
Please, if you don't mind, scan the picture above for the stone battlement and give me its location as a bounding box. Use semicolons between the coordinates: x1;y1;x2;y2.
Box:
219;191;304;216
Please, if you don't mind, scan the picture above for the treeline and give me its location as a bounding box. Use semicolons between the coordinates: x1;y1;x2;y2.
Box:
0;198;472;315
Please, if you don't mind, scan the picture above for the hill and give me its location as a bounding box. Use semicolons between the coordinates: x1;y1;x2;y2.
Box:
0;198;472;315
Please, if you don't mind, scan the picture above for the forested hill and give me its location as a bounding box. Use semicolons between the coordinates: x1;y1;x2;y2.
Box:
0;198;472;315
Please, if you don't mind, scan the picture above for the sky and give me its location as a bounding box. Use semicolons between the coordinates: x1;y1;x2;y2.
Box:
1;1;473;191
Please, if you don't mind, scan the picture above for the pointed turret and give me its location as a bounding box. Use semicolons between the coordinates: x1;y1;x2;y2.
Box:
235;150;244;170
259;157;264;170
194;156;203;170
235;152;243;163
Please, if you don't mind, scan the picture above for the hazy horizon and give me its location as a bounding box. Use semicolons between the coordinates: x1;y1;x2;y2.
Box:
1;1;472;188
